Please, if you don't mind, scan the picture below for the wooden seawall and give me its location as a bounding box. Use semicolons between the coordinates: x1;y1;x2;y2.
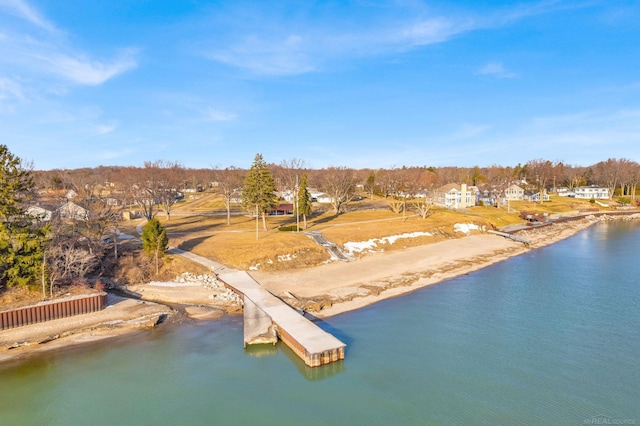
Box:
219;270;346;367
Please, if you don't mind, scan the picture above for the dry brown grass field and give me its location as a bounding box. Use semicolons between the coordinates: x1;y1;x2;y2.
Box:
140;192;612;272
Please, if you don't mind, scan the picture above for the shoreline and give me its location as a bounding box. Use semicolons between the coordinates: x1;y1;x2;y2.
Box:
1;213;637;364
0;295;174;364
251;215;609;318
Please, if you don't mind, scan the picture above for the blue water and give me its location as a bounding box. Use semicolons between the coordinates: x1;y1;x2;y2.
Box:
1;222;639;425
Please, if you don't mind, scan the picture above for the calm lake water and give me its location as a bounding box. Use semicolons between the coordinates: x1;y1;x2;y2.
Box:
1;222;639;425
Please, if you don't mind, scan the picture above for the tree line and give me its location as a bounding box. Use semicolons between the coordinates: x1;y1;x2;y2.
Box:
32;156;640;212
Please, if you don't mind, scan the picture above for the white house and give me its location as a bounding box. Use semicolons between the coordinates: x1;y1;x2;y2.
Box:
26;206;52;221
56;201;89;221
314;193;334;204
574;186;610;199
434;183;476;209
527;191;550;202
556;187;576;197
280;189;295;202
504;184;525;201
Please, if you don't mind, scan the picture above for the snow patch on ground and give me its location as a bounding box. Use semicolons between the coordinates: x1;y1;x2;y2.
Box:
454;223;484;234
277;253;296;262
249;253;298;270
344;231;433;254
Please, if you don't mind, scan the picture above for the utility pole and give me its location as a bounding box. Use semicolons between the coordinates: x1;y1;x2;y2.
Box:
295;175;300;232
255;204;259;240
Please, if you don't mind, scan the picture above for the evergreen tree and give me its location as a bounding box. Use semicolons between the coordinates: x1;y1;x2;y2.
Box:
0;145;47;290
365;171;376;199
295;173;313;230
141;218;168;274
242;154;277;239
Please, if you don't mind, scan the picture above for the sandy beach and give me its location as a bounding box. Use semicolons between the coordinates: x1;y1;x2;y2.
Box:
250;217;602;317
0;214;631;363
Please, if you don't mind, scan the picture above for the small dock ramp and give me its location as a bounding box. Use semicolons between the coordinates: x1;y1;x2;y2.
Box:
305;231;353;262
219;270;346;367
488;230;530;246
243;296;277;346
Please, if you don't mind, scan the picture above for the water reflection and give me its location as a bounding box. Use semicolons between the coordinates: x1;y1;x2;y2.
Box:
244;343;278;357
277;341;345;381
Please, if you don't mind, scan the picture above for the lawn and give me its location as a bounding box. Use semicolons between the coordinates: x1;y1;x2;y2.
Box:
137;193;616;272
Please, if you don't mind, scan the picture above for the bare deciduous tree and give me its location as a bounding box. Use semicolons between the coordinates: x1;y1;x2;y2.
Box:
148;160;184;220
45;234;99;297
212;166;244;226
615;159;639;198
526;159;555;200
412;198;434;219
320;166;357;215
278;158;307;194
592;158;622;199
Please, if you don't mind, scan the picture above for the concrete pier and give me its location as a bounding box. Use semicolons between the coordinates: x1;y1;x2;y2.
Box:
243;295;277;346
219;270;346;367
167;247;346;367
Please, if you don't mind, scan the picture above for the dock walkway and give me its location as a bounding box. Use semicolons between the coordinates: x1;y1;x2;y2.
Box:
219;270;346;367
168;248;345;367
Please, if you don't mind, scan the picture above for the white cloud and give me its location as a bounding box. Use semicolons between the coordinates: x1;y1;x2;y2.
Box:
477;62;517;78
0;77;24;100
0;1;137;89
210;34;314;76
0;0;56;32
485;109;640;165
206;108;237;122
402;16;475;46
41;51;138;85
95;122;116;135
452;123;492;139
202;1;570;76
0;77;24;113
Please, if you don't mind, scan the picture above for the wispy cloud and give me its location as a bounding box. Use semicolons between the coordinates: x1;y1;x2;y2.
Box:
206;108;237;122
0;77;24;113
95;122;116;135
401;16;476;47
0;0;56;32
477;62;517;79
0;77;24;100
41;51;138;85
0;0;137;91
210;34;313;76
201;1;577;76
452;123;493;139
486;108;640;165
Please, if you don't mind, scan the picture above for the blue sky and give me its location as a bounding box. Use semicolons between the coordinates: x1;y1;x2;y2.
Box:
1;0;639;170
